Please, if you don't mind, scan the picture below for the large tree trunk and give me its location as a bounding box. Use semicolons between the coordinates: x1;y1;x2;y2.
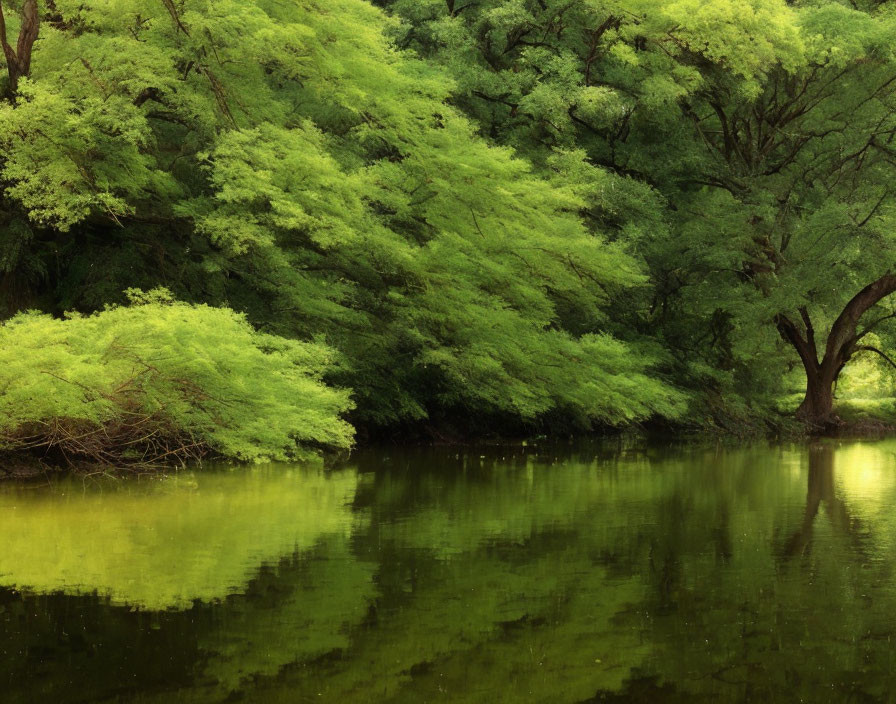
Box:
777;273;896;431
795;367;836;426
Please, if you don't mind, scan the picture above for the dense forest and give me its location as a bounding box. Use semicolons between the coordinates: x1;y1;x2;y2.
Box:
2;0;896;465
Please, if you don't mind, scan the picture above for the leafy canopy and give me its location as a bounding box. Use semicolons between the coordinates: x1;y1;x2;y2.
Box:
378;0;896;423
0;0;684;435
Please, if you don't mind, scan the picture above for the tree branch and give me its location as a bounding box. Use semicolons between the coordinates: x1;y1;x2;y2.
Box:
825;273;896;366
854;345;896;372
799;306;819;366
776;312;819;373
0;0;38;98
854;310;896;343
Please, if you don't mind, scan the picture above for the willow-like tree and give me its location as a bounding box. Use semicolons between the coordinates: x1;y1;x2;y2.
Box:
380;0;896;429
0;0;683;438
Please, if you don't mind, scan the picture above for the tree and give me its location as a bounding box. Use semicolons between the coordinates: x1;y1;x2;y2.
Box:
0;0;682;438
378;0;896;429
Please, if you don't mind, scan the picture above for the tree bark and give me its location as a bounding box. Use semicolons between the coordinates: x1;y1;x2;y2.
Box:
777;273;896;430
0;0;38;99
796;366;836;427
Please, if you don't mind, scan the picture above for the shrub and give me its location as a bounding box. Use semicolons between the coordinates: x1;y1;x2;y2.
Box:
0;291;353;467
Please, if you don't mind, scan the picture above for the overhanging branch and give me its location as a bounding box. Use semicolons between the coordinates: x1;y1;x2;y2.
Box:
854;345;896;372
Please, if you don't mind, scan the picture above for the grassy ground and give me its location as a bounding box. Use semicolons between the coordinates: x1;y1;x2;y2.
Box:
834;397;896;425
773;392;896;433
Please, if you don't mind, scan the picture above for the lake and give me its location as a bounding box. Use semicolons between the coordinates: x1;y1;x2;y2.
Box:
2;438;896;702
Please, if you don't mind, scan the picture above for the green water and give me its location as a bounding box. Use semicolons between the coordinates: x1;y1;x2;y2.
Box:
2;439;896;702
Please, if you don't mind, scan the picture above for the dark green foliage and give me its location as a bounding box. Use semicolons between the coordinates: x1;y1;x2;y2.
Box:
377;0;896;428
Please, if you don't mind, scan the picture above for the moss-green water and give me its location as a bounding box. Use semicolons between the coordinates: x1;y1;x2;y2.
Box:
0;467;360;610
3;440;896;702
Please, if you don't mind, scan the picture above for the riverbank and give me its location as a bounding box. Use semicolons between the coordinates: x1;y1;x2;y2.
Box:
5;411;896;481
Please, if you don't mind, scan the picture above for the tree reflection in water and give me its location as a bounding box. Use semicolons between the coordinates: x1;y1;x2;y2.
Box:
782;443;867;559
2;441;896;703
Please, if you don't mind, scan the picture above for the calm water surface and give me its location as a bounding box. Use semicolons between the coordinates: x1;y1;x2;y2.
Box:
2;439;896;702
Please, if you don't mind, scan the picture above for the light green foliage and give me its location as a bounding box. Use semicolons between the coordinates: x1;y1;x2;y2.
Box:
184;0;683;427
0;292;353;463
0;0;683;436
837;336;896;400
12;0;896;434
